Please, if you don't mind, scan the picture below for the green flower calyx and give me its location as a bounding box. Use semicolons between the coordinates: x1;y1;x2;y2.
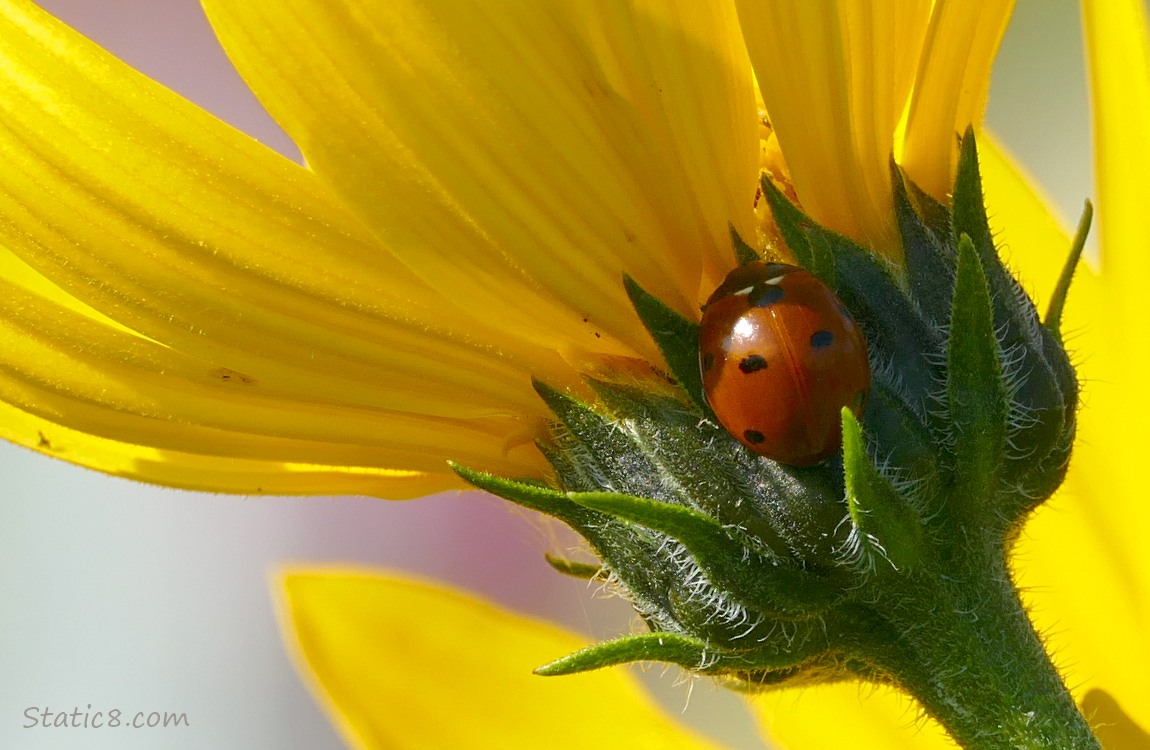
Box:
456;131;1099;749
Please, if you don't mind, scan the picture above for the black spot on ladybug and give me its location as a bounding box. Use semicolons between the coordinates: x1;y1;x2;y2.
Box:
744;429;765;444
810;330;834;349
702;352;716;372
738;354;767;373
748;284;785;307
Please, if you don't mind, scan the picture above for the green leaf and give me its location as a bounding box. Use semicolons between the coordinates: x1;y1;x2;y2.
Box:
622;276;709;413
946;235;1008;504
841;409;924;572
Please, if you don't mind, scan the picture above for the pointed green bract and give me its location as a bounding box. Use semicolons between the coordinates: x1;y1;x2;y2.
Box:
543;553;604;580
947;235;1008;506
449;463;593;526
841;409;924;572
1045;201;1093;342
760;173;817;271
536;628;830;677
534;632;714;676
894;162;955;328
622;276;709;413
729;223;760;265
952;129;996;258
568;491;842;617
956;135;1076;472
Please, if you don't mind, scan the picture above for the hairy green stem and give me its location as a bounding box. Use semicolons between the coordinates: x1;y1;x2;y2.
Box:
881;551;1098;749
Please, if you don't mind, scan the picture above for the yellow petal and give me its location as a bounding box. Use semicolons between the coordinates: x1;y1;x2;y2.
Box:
736;0;930;256
279;569;722;750
0;404;450;498
0;1;570;415
901;0;1016;201
0;259;547;492
755;684;952;749
203;0;758;342
0;0;595;490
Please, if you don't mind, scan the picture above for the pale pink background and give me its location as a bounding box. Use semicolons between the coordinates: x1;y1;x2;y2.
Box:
0;1;1092;748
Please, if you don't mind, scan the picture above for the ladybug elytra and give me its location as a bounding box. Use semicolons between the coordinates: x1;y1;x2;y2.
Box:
698;261;870;465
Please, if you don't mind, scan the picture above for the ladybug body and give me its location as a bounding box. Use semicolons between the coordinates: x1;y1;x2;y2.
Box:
699;261;870;466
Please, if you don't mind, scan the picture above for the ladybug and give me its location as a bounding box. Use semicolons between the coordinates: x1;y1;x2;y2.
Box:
698;261;870;466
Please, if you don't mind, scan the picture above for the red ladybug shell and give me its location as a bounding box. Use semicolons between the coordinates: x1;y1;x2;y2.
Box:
699;261;869;465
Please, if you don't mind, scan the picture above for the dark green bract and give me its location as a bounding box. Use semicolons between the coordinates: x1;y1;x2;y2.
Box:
455;131;1099;749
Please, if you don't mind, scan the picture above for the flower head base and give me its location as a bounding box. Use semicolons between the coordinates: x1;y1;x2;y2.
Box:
1;0;1134;745
459;131;1093;748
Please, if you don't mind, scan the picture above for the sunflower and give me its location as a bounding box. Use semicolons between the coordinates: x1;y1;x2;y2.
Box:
1;0;1145;747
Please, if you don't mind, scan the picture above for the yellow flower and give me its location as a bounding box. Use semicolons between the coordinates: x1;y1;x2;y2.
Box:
0;0;1000;498
0;0;1146;747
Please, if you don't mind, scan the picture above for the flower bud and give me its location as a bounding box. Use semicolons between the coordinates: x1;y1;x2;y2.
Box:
456;130;1080;688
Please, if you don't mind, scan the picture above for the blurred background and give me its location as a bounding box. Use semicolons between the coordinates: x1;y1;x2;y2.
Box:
0;1;1094;748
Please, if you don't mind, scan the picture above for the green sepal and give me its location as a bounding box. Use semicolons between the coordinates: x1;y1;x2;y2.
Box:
577;378;851;567
841;409;924;572
535;440;600;493
730;223;760;265
622;276;709;414
762;169;945;413
1045;200;1093;343
544;553;604;580
952;129;995;261
894;161;955;328
760;173;832;277
898;159;953;237
450;463;596;527
535;632;714;676
947;235;1009;506
825;235;944;411
535;628;828;677
861;383;940;491
457;455;695;637
798;223;841;287
952;129;1073;475
568;491;842;617
532;379;659;486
